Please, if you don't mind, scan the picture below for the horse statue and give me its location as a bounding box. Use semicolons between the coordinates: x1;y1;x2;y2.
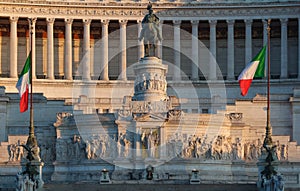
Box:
138;2;162;57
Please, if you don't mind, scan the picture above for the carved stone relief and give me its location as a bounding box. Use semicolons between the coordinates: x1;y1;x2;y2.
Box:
141;129;160;158
8;140;26;162
134;73;167;93
165;134;289;161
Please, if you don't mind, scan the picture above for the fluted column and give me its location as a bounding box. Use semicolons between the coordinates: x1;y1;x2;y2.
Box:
209;20;217;80
9;17;18;78
173;20;181;81
191;20;199;80
100;19;109;81
137;20;144;59
280;18;288;79
227;20;235;80
263;19;269;77
245;19;252;65
46;18;55;80
83;19;91;81
64;18;73;80
28;18;37;79
119;20;127;81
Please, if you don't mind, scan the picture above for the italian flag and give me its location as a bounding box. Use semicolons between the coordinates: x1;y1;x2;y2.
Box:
16;52;31;112
238;46;266;96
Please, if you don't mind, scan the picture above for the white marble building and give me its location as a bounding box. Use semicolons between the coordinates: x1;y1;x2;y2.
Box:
0;0;300;189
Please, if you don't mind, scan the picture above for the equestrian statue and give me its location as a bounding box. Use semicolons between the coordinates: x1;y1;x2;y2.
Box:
138;2;163;57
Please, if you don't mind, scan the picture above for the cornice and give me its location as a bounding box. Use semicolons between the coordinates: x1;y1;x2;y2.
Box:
0;1;299;20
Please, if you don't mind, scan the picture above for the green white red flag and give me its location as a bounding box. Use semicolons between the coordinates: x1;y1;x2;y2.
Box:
238;46;266;96
16;52;31;112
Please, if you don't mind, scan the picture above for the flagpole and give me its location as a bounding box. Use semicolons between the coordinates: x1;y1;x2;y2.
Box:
26;18;38;153
261;19;277;180
29;19;34;137
264;19;272;148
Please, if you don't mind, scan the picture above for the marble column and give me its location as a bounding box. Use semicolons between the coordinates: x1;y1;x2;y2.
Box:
64;18;73;80
245;19;252;65
280;18;288;79
83;19;91;81
46;18;55;80
28;18;37;79
298;17;300;80
9;16;18;78
100;19;109;81
191;20;199;80
119;20;127;81
173;20;181;81
227;20;235;80
137;20;144;59
209;20;217;80
263;19;269;77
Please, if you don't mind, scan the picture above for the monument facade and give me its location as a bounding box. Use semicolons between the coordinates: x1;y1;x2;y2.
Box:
0;0;299;190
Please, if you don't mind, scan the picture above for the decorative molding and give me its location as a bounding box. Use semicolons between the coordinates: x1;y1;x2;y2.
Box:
225;112;243;122
0;3;299;20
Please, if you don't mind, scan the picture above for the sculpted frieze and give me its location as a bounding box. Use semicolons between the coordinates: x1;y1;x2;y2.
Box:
131;101;169;114
166;134;289;162
0;3;298;19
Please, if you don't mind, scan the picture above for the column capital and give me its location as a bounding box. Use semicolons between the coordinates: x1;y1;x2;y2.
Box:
280;18;288;24
9;16;19;23
226;19;235;26
173;20;181;26
191;20;199;26
83;19;92;26
262;19;269;24
46;18;55;24
101;19;110;26
64;18;73;24
119;19;128;26
244;19;253;25
28;17;37;25
209;20;217;26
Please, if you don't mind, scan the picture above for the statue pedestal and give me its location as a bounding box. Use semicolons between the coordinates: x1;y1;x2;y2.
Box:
20;160;44;189
133;57;168;102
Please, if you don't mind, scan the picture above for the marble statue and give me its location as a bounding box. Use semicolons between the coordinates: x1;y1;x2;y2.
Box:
138;2;162;57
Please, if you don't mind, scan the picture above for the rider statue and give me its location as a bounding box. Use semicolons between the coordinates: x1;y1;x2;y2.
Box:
138;2;162;57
